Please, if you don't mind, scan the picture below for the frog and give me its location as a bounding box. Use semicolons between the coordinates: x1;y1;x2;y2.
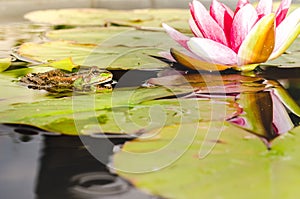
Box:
20;66;114;93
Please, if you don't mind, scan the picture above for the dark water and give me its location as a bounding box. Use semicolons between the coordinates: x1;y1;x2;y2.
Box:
0;21;300;199
0;125;156;199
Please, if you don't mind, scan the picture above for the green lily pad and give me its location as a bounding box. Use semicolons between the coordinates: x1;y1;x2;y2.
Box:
0;86;238;135
47;57;78;71
265;51;300;68
263;37;300;68
24;8;190;32
109;9;190;32
46;27;184;49
0;67;54;112
24;8;149;26
16;41;169;70
113;123;300;199
46;27;133;44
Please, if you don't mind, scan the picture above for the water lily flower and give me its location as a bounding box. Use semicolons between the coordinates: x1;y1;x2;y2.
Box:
163;0;300;71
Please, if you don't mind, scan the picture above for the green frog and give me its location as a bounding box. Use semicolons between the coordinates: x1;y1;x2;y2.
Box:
20;66;114;93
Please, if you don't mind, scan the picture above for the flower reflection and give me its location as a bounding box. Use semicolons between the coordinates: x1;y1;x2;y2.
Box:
229;80;300;144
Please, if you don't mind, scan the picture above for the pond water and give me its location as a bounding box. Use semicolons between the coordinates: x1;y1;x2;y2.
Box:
0;11;300;199
0;124;158;199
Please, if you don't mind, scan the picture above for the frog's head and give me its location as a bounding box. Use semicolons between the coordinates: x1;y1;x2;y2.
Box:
73;67;113;90
87;68;113;86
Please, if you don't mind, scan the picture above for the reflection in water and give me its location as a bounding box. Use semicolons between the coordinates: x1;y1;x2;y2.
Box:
36;135;156;199
230;91;295;144
147;69;300;146
0;126;156;199
227;77;300;146
0;124;41;199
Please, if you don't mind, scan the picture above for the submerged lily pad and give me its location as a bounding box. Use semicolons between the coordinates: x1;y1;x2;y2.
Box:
16;41;169;70
24;8;190;32
113;123;300;199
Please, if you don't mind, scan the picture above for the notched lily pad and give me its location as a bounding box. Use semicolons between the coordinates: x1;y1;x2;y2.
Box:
46;27;184;50
16;41;169;70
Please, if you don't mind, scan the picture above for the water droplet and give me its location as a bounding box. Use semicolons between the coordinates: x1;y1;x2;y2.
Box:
70;172;129;196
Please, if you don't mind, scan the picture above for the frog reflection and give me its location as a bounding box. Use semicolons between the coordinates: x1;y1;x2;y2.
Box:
20;66;114;93
35;135;154;199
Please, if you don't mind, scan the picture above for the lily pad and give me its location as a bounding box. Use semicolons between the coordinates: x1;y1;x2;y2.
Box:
16;41;169;70
47;57;78;71
46;27;134;44
263;37;300;68
24;9;149;26
0;86;238;135
24;8;190;32
0;67;54;112
46;27;184;49
113;123;300;199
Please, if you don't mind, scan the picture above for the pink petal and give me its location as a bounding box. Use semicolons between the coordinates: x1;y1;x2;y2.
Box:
270;8;300;59
187;37;237;65
162;23;190;49
190;0;228;46
256;0;273;18
189;18;203;37
275;0;292;26
234;0;249;14
229;117;246;126
230;4;258;52
210;0;234;41
270;90;294;135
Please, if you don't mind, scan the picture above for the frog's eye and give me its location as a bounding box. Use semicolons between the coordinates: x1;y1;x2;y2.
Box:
92;70;100;75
